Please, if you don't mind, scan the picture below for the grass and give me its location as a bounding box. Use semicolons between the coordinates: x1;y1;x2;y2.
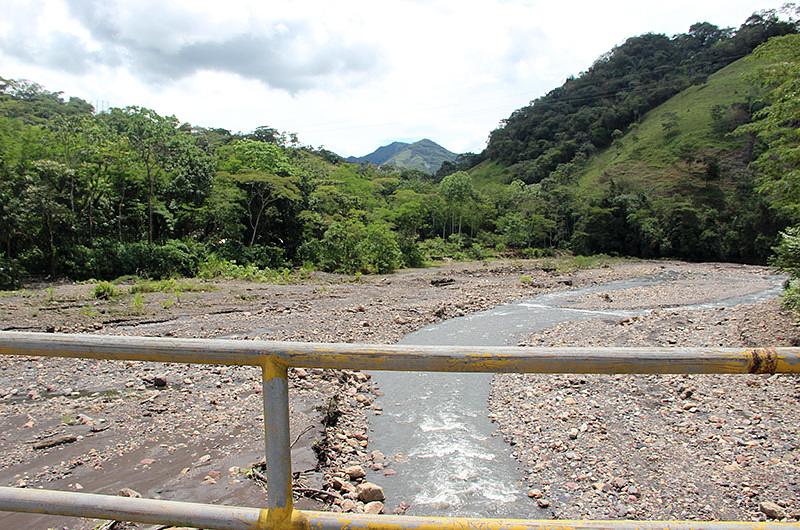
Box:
576;37;799;198
92;281;119;300
465;37;800;206
198;255;307;283
130;278;214;294
539;254;618;273
130;293;145;315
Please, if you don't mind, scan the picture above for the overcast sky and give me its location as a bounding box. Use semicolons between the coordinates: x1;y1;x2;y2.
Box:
0;0;787;156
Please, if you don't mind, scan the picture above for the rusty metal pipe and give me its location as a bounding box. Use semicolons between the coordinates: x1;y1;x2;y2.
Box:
300;510;800;529
1;488;796;530
0;486;264;530
1;332;799;374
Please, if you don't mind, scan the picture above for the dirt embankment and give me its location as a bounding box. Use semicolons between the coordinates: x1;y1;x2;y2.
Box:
490;268;800;523
0;259;797;527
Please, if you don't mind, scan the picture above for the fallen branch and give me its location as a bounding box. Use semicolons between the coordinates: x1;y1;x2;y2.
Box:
290;424;315;448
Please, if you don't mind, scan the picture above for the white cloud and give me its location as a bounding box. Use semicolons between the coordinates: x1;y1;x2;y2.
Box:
0;0;789;156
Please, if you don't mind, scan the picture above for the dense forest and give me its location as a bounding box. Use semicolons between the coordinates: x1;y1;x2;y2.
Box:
0;9;798;290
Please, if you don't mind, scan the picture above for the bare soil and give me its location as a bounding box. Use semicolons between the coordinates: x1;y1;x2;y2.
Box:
0;259;797;527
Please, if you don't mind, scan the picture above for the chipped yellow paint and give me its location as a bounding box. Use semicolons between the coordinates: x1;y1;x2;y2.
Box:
255;508;270;530
297;511;786;529
263;357;288;380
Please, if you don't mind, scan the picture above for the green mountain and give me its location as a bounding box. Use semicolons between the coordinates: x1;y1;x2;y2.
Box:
346;139;458;174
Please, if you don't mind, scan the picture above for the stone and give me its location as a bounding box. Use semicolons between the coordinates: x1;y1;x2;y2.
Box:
294;368;308;379
344;465;366;480
356;482;385;502
760;501;786;520
331;476;353;491
527;489;543;498
152;375;168;388
537;498;551;508
139;458;155;466
568;428;579;440
118;488;141;498
363;501;384;514
340;499;357;512
32;434;77;450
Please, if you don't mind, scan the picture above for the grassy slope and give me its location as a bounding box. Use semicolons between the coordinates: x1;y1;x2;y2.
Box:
467;35;799;200
577;35;799;198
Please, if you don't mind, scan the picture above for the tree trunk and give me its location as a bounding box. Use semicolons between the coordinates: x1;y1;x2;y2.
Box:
147;165;154;244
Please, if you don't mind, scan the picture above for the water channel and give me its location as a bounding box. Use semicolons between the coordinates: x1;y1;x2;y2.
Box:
365;272;784;517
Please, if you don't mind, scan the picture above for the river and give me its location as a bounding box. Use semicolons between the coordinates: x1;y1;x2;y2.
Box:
365;272;784;517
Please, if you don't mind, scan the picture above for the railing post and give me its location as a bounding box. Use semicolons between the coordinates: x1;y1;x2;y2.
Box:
262;360;293;521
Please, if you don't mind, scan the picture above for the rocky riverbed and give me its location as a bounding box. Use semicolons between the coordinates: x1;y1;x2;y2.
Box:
490;267;800;523
0;258;797;527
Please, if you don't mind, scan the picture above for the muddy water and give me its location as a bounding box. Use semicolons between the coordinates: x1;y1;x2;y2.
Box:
366;273;784;517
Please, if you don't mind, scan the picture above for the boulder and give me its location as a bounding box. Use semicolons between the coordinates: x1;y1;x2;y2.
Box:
356;482;385;502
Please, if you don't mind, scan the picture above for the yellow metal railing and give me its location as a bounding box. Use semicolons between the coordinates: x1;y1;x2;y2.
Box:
0;331;798;529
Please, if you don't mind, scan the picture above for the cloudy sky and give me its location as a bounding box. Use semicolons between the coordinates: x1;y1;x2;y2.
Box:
0;0;787;156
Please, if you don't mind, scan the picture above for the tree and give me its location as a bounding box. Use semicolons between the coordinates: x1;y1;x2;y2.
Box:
106;107;179;243
438;171;474;236
736;35;800;223
217;139;301;245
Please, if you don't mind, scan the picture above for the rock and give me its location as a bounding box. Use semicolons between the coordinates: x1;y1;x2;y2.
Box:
537;498;551;508
152;375;168;388
331;476;354;491
527;489;543;498
118;488;141;498
356;482;385;502
611;477;627;490
363;501;384;514
344;465;366;480
760;501;786;519
393;501;411;515
196;454;212;465
370;450;385;463
32;434;78;450
294;368;308;379
139;458;155;466
340;499;357;512
568;428;579;440
383;469;396;476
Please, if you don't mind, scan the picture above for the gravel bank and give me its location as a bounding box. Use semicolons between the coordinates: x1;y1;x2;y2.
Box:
490;269;800;523
0;259;795;526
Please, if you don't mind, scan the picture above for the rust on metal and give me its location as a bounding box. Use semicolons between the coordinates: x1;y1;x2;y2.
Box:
747;347;779;374
0;332;799;530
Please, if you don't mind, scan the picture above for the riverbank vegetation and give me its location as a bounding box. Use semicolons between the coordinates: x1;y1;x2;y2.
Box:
0;9;798;290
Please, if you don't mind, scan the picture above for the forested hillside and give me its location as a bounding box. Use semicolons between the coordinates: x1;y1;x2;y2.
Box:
461;9;799;263
0;9;798;289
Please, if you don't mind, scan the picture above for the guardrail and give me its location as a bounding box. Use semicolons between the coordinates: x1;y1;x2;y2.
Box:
0;331;798;529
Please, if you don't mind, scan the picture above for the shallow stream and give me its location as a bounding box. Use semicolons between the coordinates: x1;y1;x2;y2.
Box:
366;272;784;517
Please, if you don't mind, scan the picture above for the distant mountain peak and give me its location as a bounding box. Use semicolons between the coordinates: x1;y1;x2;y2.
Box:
346;139;458;174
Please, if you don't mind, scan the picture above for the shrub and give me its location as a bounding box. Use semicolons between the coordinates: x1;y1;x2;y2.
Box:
358;223;402;273
0;253;22;290
93;281;118;300
319;219;365;274
209;240;286;269
772;227;800;312
116;240;205;279
198;254;293;283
